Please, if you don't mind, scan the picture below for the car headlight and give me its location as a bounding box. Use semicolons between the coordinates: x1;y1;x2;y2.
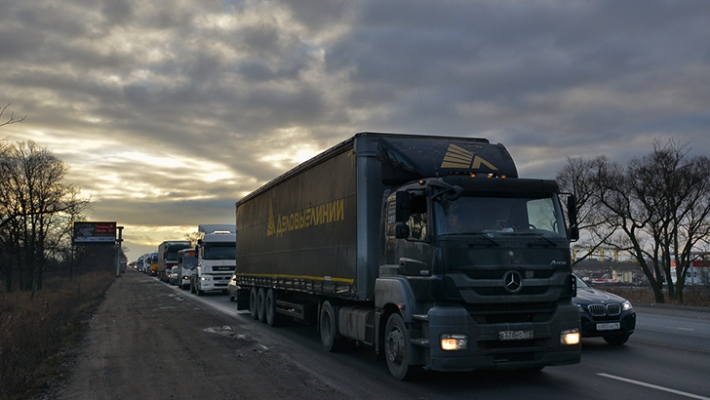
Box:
622;300;633;311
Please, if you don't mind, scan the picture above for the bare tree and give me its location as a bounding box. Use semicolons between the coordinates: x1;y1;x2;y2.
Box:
0;141;89;293
557;155;616;263
184;231;204;247
557;139;710;304
0;103;26;128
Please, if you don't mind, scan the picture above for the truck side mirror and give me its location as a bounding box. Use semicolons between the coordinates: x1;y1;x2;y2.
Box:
395;223;410;239
395;191;411;223
566;194;579;241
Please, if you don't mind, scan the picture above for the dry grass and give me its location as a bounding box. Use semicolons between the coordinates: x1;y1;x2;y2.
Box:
601;285;710;307
0;272;115;400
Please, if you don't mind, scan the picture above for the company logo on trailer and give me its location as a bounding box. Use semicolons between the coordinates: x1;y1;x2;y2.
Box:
440;144;498;170
267;199;345;237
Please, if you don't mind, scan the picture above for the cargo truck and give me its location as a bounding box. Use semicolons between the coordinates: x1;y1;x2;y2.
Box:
144;252;159;276
234;132;581;380
176;247;197;290
158;240;192;282
190;224;236;295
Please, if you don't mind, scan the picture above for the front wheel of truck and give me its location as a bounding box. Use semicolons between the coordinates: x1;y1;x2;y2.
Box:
385;313;417;381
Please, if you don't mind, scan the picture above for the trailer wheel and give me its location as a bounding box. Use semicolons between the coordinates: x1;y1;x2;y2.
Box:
320;300;347;352
265;289;281;327
384;313;416;380
257;288;266;322
249;287;259;320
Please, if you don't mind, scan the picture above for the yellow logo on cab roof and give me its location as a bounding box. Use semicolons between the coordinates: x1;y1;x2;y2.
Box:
440;144;498;170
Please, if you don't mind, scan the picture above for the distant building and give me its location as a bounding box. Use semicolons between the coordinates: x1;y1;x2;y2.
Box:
670;253;710;285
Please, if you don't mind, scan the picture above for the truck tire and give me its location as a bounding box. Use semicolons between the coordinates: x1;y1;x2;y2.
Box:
249;287;259;320
319;300;347;352
190;281;196;294
257;288;266;322
265;289;281;327
384;313;416;380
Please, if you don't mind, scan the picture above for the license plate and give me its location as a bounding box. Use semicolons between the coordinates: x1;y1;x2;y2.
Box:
499;330;534;341
596;322;621;331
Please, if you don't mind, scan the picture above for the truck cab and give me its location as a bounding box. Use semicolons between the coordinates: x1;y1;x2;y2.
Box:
380;177;580;377
191;225;236;295
176;248;197;290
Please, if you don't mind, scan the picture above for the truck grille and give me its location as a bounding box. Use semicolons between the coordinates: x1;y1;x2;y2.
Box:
212;266;236;272
466;302;556;324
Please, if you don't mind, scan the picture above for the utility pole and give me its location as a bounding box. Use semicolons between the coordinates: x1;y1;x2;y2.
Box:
116;226;124;277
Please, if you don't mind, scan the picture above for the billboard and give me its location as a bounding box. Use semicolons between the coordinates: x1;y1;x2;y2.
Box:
73;222;117;244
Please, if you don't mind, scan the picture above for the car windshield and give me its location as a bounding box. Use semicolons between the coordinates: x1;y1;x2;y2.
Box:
434;195;567;238
574;274;591;288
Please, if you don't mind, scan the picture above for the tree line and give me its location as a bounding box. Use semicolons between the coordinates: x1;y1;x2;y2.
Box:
0;139;95;293
1;105;118;294
557;139;710;304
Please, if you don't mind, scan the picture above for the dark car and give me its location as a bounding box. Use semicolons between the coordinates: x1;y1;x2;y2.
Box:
573;274;636;345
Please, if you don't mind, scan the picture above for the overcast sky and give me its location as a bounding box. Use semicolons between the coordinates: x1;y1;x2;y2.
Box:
2;0;709;259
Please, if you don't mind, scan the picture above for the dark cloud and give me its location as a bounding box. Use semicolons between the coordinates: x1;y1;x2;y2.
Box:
2;0;710;257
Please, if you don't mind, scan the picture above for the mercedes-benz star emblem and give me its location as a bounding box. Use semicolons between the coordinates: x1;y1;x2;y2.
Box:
503;270;523;293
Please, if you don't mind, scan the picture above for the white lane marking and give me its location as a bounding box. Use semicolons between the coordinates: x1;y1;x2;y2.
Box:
598;373;710;400
677;327;694;331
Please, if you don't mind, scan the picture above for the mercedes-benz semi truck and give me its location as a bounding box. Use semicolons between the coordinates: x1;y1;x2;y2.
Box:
234;132;581;379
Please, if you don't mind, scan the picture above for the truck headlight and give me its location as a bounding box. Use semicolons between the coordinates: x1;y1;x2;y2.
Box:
560;328;580;346
441;334;468;351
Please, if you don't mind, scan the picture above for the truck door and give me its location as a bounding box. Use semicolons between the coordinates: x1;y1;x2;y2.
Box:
385;193;432;277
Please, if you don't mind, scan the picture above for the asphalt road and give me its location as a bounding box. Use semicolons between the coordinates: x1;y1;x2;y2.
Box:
54;269;710;400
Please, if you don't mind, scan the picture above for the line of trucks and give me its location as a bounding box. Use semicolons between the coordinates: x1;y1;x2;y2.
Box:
131;225;236;295
231;132;582;379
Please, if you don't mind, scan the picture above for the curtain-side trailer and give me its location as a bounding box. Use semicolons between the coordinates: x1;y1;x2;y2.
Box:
235;132;581;380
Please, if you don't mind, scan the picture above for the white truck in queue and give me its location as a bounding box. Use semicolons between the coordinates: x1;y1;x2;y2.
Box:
190;224;236;295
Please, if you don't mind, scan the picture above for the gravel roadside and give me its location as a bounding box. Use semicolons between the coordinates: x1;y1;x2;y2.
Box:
49;270;351;400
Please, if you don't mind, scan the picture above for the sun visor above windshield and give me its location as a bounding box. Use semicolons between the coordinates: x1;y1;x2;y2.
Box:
373;134;518;185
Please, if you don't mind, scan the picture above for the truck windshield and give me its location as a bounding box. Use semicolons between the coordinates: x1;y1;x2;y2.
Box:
181;256;197;269
434;195;566;238
203;244;236;260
